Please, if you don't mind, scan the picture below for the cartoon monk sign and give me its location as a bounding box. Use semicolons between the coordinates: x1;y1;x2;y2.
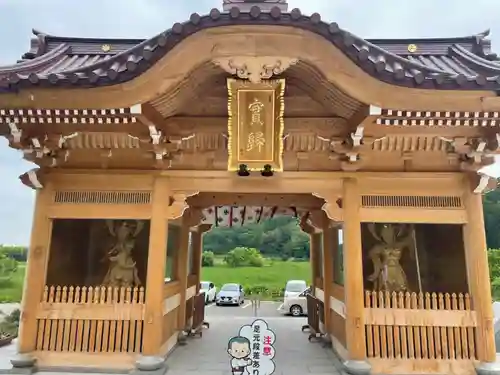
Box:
227;319;276;375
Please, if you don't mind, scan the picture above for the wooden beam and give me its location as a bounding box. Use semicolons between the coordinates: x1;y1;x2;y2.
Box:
0;121;149;138
187;192;325;209
346;105;370;130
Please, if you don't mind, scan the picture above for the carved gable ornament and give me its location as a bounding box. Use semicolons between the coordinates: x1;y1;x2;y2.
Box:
214;56;298;84
227;78;285;172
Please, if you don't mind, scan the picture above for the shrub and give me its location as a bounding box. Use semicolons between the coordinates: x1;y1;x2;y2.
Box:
202;251;215;267
0;255;18;286
244;285;284;298
224;247;264;267
0;309;20;338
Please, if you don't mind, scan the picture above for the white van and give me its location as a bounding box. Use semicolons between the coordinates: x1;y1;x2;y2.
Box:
284;279;308;300
280;287;310;316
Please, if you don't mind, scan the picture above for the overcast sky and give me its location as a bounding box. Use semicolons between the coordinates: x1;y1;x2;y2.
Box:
0;0;499;245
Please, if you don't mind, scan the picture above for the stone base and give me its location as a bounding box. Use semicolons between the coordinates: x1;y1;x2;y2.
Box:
131;356;168;375
343;360;371;375
477;361;500;375
8;354;36;374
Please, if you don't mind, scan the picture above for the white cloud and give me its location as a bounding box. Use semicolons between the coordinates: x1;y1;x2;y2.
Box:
0;0;499;244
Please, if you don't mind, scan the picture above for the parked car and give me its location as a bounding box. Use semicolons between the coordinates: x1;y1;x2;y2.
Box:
284;279;308;299
279;287;310;316
200;281;217;304
216;283;245;306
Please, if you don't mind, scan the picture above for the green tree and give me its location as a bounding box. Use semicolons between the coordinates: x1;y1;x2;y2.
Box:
224;247;264;267
0;245;27;262
202;251;215;267
202;216;310;259
489;248;500;300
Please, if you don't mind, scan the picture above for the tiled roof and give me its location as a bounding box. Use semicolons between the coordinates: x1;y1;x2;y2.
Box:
1;6;500;92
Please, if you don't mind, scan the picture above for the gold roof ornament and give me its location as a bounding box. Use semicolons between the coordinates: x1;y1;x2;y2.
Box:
407;44;418;53
101;44;111;52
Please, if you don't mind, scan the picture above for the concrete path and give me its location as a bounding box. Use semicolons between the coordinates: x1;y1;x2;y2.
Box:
0;305;344;375
166;316;345;375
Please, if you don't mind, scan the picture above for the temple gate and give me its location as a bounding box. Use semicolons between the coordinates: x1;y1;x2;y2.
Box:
0;1;500;374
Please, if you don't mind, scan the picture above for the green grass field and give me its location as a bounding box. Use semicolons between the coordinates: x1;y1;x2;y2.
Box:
0;260;310;302
201;259;310;292
0;263;25;303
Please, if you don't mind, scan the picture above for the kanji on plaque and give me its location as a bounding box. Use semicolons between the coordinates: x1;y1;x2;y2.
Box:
226;78;285;172
247;131;266;153
248;98;265;127
228;319;276;375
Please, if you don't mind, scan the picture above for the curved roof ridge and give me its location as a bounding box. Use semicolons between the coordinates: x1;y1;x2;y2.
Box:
2;7;500;91
28;27;493;46
0;43;69;75
27;15;458;79
43;32;159;77
449;44;500;75
31;28;145;46
352;36;457;76
367;29;490;45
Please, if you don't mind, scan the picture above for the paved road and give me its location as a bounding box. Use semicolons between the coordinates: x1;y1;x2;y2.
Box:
205;300;291;318
168;314;343;375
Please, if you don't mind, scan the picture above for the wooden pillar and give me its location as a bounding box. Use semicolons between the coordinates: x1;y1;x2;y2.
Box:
463;182;496;364
18;182;54;354
322;220;334;334
191;230;202;294
177;218;190;330
142;178;170;356
342;178;369;366
310;232;321;291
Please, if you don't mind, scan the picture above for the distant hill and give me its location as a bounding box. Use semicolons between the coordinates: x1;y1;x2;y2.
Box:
202;216;310;260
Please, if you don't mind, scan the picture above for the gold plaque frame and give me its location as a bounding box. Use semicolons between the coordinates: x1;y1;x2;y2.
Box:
227;78;285;172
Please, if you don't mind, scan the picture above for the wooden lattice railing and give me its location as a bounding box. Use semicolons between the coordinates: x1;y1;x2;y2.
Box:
364;291;477;360
35;285;145;353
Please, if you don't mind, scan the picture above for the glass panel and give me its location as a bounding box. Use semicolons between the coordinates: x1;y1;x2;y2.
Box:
221;283;239;292
334;228;344;286
318;232;324;278
187;231;194;275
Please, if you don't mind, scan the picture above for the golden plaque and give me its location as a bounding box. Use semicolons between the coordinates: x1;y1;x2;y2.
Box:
227;78;285;172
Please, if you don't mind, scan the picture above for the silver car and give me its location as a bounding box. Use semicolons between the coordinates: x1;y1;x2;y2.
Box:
216;283;245;306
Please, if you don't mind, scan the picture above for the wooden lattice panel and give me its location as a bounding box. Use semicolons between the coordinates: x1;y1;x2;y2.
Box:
376;109;500;127
53;190;151;204
361;195;462;209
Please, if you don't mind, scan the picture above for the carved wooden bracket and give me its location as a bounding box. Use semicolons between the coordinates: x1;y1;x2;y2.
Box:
197;224;212;233
313;192;343;222
322;127;384;171
213;56;298;84
167;191;198;219
19;133;77;168
299;215;318;234
19;168;44;189
183;208;204;228
441;136;499;171
472;173;498;194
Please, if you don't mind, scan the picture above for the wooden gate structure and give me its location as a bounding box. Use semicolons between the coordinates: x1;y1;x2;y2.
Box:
1;1;500;374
